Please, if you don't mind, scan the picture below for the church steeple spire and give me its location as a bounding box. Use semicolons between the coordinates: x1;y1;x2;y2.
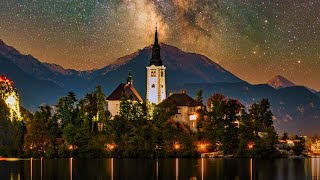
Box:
127;71;133;85
149;23;163;66
154;23;159;46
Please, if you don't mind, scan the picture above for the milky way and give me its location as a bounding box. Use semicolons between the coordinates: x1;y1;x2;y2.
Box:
0;0;319;90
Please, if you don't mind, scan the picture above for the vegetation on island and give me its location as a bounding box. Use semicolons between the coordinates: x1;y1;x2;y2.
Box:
0;87;306;158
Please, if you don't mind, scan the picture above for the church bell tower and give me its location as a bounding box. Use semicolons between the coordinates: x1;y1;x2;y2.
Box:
146;26;166;105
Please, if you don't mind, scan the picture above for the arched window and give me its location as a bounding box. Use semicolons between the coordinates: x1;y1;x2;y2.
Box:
152;84;155;88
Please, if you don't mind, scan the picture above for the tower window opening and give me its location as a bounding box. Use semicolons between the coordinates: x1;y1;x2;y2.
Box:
151;70;156;77
152;84;155;88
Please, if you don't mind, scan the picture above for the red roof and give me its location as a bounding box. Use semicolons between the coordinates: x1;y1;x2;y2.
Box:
159;93;202;107
106;83;143;102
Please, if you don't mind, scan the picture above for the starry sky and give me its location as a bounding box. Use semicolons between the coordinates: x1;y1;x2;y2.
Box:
0;0;319;90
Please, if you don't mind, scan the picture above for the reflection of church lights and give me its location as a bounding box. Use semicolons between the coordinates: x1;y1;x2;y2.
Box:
175;158;179;180
156;159;159;180
201;158;204;180
312;158;320;179
250;158;253;180
30;158;33;180
41;157;43;180
111;158;114;180
69;158;73;180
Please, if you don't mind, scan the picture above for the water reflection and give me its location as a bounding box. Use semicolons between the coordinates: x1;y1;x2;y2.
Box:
312;158;320;179
0;158;320;179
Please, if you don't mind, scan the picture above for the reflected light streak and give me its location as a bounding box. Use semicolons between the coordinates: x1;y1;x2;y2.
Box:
69;158;73;180
41;157;43;180
156;159;159;180
316;158;320;179
176;158;179;180
250;158;253;180
30;158;33;180
111;158;113;180
201;158;204;180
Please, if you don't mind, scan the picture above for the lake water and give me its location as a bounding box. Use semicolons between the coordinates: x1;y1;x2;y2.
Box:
1;158;320;180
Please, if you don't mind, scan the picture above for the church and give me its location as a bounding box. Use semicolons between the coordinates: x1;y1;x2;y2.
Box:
106;27;202;129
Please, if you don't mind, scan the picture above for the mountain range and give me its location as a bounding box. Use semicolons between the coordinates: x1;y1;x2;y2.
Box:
0;39;319;136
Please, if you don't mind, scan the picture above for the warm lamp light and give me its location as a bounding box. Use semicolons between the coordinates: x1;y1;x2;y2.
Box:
189;114;197;121
247;142;254;150
106;143;116;151
174;142;180;150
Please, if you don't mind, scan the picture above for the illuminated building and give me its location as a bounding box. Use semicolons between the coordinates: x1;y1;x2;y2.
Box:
159;91;202;131
0;75;21;121
146;26;166;105
311;140;320;155
106;72;143;117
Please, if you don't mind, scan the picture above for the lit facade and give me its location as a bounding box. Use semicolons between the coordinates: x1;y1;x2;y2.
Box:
159;92;202;131
146;27;166;105
311;140;320;155
106;72;143;117
0;75;21;121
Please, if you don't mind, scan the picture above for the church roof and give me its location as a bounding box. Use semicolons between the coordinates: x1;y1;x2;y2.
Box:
149;26;163;66
106;83;143;102
159;93;202;107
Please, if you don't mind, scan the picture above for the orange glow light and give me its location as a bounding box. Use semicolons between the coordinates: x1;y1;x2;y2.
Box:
174;142;181;150
106;143;116;151
247;142;254;150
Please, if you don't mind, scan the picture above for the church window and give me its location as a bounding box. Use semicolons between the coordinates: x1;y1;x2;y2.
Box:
152;84;155;88
151;70;156;77
161;85;163;88
161;70;164;77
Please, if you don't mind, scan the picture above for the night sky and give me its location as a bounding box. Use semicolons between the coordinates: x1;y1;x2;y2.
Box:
0;0;319;90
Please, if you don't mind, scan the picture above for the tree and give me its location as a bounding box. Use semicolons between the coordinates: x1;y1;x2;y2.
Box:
55;91;77;127
25;105;59;157
195;89;203;103
281;132;289;141
292;135;305;156
206;94;243;154
249;98;273;132
63;124;77;152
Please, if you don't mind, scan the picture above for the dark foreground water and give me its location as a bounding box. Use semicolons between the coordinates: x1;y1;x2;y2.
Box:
1;158;320;180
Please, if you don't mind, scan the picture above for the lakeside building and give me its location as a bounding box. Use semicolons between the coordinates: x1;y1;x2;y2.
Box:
158;91;202;131
106;72;143;117
311;140;320;155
